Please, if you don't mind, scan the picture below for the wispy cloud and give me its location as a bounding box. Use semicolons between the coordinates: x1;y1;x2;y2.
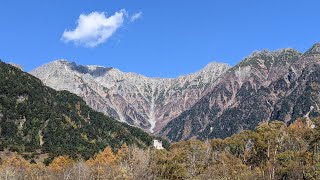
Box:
130;12;142;22
62;10;127;47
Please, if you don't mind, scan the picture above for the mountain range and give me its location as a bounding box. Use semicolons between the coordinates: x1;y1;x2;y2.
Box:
0;61;156;161
31;60;230;133
30;43;320;142
162;43;320;141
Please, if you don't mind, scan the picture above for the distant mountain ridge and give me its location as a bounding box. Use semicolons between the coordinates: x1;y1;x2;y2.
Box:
31;60;230;133
30;43;320;142
161;43;320;141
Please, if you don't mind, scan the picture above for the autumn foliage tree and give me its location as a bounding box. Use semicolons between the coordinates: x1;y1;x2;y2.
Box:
0;117;320;179
86;146;116;179
0;154;31;179
49;155;74;180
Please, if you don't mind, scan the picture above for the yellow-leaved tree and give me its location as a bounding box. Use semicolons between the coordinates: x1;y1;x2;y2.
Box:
86;146;116;179
49;155;74;180
0;154;31;179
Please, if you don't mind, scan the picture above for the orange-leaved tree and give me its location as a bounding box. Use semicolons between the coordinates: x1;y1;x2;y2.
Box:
49;155;74;180
86;146;116;179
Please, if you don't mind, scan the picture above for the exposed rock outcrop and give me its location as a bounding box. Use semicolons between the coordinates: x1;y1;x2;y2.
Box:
31;60;230;133
161;44;320;141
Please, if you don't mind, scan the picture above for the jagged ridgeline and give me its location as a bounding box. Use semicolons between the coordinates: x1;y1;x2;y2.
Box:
30;60;230;134
161;43;320;141
0;60;156;160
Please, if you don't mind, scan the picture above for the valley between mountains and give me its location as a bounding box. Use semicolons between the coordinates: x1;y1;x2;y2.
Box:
31;43;320;142
2;43;320;179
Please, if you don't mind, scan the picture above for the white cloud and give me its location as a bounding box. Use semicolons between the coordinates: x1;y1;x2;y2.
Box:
62;10;127;47
130;12;142;22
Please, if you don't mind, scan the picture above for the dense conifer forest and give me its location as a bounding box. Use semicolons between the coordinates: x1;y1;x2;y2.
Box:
0;61;162;162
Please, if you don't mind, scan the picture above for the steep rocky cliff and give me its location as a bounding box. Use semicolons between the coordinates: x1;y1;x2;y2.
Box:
161;43;320;141
31;61;230;133
30;43;320;141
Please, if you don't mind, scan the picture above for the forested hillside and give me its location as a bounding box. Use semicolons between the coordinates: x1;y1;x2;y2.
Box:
0;60;156;162
0;118;320;179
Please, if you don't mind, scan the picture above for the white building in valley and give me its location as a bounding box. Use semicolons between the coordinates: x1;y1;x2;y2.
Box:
153;140;164;150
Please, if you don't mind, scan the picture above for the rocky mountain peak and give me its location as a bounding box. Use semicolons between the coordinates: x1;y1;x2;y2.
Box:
31;60;229;133
53;59;69;64
69;62;113;77
305;43;320;55
201;62;230;72
161;44;320;142
50;60;113;77
235;48;301;71
247;49;271;58
177;62;230;81
272;48;301;56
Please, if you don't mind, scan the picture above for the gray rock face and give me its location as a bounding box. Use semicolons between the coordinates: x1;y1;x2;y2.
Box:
31;60;230;133
161;44;320;141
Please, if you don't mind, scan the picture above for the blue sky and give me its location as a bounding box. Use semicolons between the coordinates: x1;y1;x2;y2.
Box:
0;0;319;77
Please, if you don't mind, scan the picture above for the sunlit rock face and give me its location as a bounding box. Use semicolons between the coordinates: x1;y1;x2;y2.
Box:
31;60;230;133
162;44;320;142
